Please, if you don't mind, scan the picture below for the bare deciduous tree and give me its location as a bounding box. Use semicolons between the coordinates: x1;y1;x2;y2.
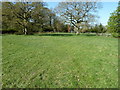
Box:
55;0;102;34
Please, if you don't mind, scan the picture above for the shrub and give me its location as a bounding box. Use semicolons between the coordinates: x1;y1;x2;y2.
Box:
2;28;17;34
111;33;120;38
43;26;53;32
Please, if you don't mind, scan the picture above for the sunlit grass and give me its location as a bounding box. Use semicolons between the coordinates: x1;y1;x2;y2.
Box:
2;34;118;88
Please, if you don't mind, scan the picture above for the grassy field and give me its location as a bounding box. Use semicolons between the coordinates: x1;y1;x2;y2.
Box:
2;33;118;88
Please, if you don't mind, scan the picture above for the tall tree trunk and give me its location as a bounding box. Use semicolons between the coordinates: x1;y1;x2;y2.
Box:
68;24;70;32
76;28;80;35
76;25;80;35
50;16;52;27
24;27;27;35
23;13;27;35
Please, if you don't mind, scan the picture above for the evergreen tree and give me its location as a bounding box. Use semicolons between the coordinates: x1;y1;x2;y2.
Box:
107;1;120;33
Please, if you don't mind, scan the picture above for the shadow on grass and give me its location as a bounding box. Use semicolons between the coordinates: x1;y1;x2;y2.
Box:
26;32;98;37
83;33;96;36
38;33;74;36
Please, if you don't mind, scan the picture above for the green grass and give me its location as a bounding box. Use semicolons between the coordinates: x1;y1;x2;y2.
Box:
2;33;118;88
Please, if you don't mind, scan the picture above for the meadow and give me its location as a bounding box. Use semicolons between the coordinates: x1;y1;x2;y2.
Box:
2;33;118;88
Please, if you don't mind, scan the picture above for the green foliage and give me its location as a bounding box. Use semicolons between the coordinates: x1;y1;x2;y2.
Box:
61;24;68;32
107;1;120;34
111;33;120;38
88;24;107;34
2;2;67;34
2;2;16;31
107;12;118;33
43;26;53;32
2;34;118;88
2;28;17;34
52;17;68;32
97;23;106;33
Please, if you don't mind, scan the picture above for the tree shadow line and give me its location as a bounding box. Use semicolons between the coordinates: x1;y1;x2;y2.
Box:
37;33;97;37
38;33;74;36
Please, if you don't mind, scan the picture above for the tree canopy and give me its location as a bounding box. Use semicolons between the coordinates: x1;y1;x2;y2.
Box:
2;2;68;34
107;1;120;33
55;1;102;33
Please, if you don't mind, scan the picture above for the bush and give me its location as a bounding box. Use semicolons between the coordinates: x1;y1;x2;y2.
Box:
2;28;17;34
15;31;24;35
38;28;44;32
112;33;120;38
43;26;53;32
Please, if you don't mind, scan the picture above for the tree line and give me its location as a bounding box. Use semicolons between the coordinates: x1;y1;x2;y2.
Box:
2;2;68;35
2;1;120;37
107;1;120;37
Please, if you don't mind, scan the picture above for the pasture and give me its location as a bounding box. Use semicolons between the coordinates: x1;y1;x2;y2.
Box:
2;33;118;88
